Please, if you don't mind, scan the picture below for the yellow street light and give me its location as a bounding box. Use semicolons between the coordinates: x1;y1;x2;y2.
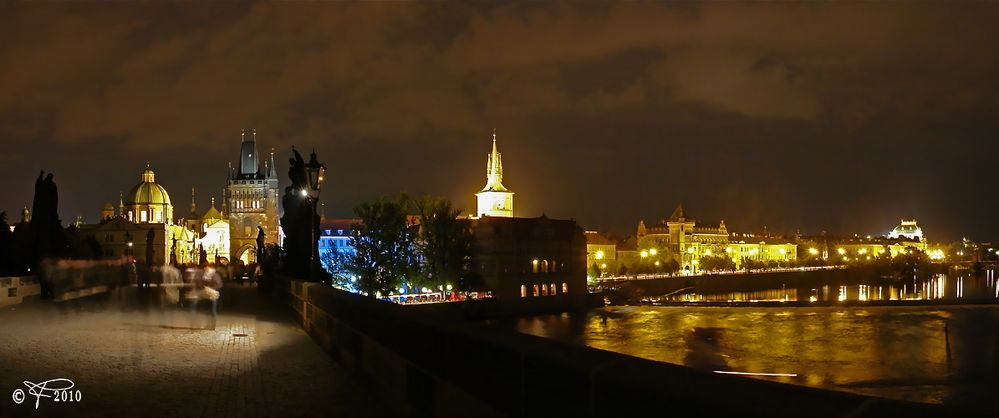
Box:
640;250;649;258
595;250;605;260
858;248;867;255
837;248;846;255
808;248;819;255
654;261;660;267
649;248;657;256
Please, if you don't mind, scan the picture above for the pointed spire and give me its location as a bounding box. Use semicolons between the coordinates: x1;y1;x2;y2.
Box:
118;191;124;216
268;148;276;178
190;187;197;216
481;129;507;192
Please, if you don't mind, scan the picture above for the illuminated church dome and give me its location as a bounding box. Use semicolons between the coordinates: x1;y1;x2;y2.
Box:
888;219;924;242
124;166;173;224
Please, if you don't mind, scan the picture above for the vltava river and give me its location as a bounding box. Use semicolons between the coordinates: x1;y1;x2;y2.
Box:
507;304;999;413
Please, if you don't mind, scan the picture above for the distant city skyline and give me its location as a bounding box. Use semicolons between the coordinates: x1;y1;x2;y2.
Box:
2;2;998;241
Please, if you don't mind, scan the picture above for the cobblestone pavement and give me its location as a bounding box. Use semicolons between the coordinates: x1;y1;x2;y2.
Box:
0;285;386;417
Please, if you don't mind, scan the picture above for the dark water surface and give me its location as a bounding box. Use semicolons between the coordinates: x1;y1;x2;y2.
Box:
504;304;999;413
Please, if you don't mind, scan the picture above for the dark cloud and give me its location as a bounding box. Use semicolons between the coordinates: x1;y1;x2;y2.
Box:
1;2;998;241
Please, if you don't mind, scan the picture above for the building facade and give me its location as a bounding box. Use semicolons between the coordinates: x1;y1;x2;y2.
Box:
635;204;798;273
226;130;280;264
585;230;617;270
466;216;587;314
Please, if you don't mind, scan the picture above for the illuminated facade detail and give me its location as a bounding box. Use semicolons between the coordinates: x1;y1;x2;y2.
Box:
635;204;799;272
124;165;173;224
888;219;926;243
475;131;514;218
225;129;280;264
585;230;617;267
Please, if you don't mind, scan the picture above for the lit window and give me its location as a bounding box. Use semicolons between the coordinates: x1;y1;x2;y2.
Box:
541;284;548;296
562;283;568;293
520;285;527;298
140;211;148;222
550;283;556;295
532;284;539;297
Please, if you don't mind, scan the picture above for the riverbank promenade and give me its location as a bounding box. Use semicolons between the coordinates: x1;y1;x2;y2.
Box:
0;285;385;417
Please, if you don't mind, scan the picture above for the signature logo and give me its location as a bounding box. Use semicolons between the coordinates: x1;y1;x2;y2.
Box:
11;378;81;409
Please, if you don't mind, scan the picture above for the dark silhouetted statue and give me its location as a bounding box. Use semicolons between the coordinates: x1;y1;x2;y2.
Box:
256;226;265;263
280;147;323;280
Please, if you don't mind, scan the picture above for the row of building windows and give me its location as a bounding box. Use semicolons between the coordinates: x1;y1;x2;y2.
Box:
234;200;263;209
531;259;558;273
520;282;569;297
127;209;163;223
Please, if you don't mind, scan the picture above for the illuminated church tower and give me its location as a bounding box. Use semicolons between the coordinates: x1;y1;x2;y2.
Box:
475;131;514;218
226;129;280;264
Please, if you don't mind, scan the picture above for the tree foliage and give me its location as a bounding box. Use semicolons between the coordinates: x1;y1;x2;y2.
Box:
346;195;416;295
413;196;471;291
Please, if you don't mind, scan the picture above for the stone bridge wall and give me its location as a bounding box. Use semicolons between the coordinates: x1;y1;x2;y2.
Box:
284;280;945;417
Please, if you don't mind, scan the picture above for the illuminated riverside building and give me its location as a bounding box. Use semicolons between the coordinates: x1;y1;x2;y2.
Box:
635;204;797;272
466;216;587;314
463;132;586;313
474;131;514;218
584;231;616;269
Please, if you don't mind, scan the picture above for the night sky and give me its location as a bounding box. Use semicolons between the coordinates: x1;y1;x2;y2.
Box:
1;2;998;242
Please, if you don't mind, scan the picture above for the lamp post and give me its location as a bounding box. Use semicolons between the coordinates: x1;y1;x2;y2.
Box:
303;150;326;282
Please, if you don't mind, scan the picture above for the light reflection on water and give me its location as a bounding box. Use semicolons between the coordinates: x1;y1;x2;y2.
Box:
509;305;999;412
661;271;999;303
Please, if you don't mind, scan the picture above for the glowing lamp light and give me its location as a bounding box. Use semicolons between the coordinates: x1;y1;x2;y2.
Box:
640;250;649;258
858;248;867;255
649;249;657;256
446;284;453;291
600;263;607;269
837;248;846;255
687;247;695;254
808;248;819;255
778;248;786;255
654;261;660;266
595;250;605;260
704;249;712;256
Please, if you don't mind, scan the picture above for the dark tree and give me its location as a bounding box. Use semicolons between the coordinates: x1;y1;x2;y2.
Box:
346;195;416;295
413;196;471;291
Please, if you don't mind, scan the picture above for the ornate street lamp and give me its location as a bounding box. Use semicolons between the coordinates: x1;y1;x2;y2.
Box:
304;150;326;281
